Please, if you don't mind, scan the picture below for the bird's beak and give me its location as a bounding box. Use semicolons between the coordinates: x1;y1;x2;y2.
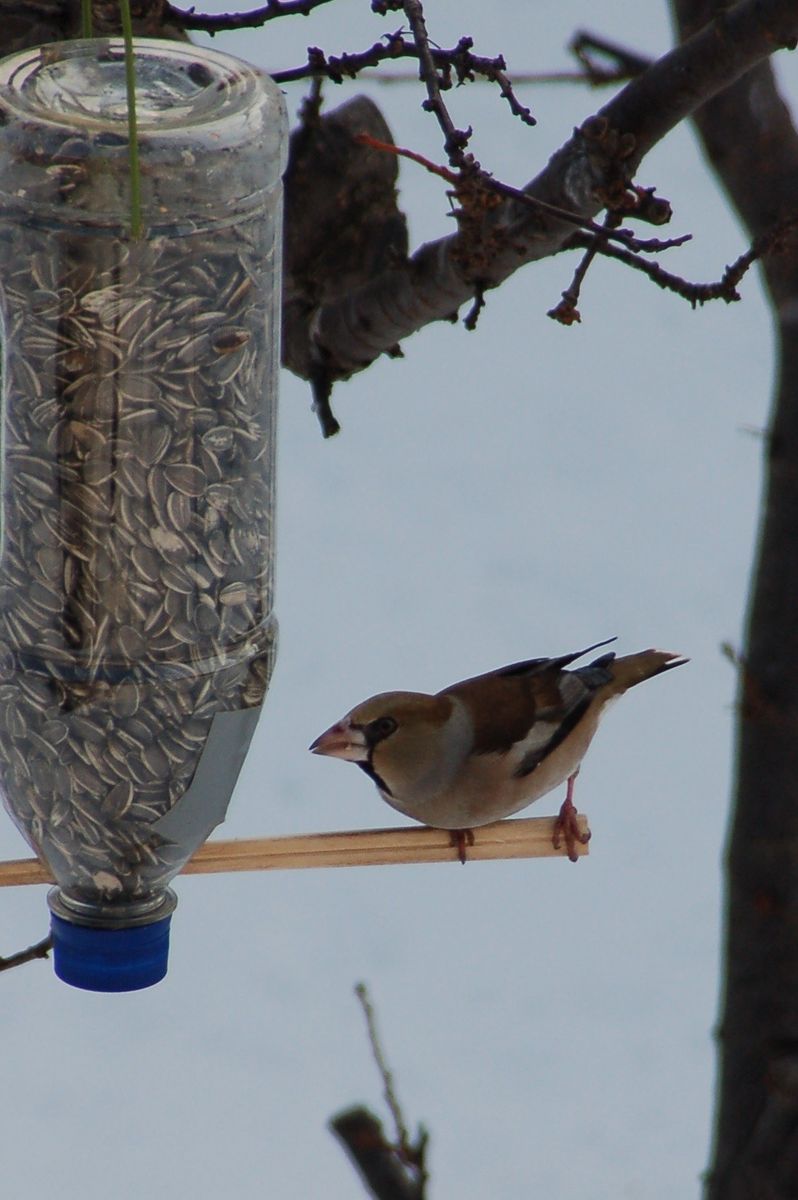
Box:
309;720;368;762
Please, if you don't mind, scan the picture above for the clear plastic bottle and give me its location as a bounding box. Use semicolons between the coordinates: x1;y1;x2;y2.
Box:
0;39;287;990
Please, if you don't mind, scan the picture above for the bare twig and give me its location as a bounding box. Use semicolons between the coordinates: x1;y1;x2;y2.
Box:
354;133;458;183
327;984;428;1199
548;218;614;324
309;360;341;438
570;215;798;308
270;29;535;131
463;281;487;330
355;983;418;1164
570;30;651;84
298;73;324;126
460;44;537;126
402;1;473;165
361;28;651;91
165;0;334;34
356;133;689;255
328;980;428;1199
548;194;672;323
352;128;696;342
0;935;51;973
287;0;798;396
362;67;599;85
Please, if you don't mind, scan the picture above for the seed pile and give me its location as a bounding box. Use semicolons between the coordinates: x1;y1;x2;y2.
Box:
0;211;280;902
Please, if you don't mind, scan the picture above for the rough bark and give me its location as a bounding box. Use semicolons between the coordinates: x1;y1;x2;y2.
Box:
669;4;798;1199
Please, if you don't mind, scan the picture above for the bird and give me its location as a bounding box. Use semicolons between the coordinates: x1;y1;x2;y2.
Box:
309;638;688;862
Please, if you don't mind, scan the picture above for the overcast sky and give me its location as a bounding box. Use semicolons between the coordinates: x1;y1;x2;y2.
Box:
1;4;792;1199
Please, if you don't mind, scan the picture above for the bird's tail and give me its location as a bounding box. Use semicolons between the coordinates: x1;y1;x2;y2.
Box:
606;649;688;692
549;636;618;671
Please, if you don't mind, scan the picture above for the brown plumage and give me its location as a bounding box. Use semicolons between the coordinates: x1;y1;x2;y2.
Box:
310;640;688;860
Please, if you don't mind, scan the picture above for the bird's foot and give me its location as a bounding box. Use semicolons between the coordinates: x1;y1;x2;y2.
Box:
552;797;590;863
449;828;475;864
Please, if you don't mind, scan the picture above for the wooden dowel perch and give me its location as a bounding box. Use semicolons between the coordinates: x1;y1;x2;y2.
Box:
0;814;589;888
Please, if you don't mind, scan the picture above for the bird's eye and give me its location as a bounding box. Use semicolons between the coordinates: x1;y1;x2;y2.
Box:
367;716;397;742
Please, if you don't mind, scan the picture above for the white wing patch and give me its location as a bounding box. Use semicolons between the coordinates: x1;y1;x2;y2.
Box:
506;718;562;770
509;673;591;775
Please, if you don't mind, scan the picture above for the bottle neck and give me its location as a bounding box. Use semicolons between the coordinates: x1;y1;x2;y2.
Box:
47;885;177;929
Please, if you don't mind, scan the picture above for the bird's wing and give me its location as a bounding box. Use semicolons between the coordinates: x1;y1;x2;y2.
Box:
443;645;617;775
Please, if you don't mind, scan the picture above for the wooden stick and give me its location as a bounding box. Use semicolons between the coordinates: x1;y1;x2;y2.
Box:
0;814;589;888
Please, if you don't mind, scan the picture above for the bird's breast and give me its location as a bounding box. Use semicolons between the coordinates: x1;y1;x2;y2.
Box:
380;697;609;829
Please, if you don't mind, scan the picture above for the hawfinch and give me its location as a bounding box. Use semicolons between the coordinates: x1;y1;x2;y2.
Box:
310;639;687;861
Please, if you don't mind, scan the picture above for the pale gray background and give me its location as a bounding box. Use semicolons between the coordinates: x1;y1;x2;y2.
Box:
1;3;789;1198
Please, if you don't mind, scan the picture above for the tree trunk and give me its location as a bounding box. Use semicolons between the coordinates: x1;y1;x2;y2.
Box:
670;4;798;1198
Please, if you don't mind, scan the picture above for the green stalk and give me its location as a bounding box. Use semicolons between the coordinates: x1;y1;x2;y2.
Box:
118;0;142;239
80;0;93;38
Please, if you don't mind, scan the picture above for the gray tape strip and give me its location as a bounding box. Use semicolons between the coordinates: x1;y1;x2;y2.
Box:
152;706;263;844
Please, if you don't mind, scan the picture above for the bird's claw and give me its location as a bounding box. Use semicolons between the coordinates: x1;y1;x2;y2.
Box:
449;828;475;864
553;798;590;863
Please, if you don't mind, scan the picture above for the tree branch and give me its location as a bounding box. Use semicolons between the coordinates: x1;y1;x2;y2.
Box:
0;935;51;973
329;1107;426;1200
401;0;476;165
288;0;798;392
567;219;795;310
268;27;536;130
329;983;428;1200
354;982;419;1166
569;30;651;83
164;0;334;34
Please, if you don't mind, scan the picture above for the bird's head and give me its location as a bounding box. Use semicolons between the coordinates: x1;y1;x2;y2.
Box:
310;690;468;802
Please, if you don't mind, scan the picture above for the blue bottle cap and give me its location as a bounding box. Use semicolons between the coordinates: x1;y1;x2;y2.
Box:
50;911;173;992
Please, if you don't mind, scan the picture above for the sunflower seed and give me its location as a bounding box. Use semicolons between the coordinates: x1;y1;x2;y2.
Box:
0;198;279;901
163;464;207;497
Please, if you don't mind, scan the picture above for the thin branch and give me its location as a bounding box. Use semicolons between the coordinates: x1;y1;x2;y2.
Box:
483;164;686;249
354;132;458;183
572;215;798;307
354;128;687;338
0;935;51;973
466;47;538;126
359;30;652;89
362;67;614;86
270;29;535;130
356;133;689;253
165;0;334;34
548;188;676;324
549;215;618;325
463;281;487;330
569;30;651;84
327;984;429;1200
292;0;798;392
355;982;417;1165
271;33;412;84
309;359;341;438
402;1;473;165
